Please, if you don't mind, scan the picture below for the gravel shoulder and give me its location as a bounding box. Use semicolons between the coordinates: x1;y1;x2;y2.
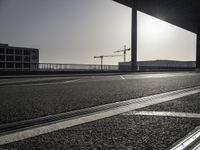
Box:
2;115;200;150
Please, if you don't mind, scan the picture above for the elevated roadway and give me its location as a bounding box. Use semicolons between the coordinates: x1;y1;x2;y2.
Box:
0;72;200;149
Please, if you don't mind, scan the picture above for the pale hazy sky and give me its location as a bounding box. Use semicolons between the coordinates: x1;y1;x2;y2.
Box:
0;0;196;65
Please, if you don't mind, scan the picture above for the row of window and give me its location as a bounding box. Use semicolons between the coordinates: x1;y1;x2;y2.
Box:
0;63;32;68
0;48;38;55
0;56;31;62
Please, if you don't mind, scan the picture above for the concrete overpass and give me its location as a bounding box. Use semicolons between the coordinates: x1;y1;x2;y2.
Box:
113;0;200;70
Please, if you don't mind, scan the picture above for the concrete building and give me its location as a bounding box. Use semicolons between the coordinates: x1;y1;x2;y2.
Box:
0;43;39;71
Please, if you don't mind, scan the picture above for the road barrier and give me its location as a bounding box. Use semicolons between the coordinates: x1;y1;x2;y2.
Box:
38;63;119;71
0;63;195;74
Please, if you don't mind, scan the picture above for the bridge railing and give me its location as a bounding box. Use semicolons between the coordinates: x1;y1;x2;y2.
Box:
0;63;195;72
37;63;119;71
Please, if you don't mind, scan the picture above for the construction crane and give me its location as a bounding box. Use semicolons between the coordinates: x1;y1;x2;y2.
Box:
94;55;122;70
114;45;131;62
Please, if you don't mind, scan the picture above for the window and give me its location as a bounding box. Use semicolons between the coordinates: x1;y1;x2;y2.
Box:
24;56;30;62
0;55;5;61
24;50;30;55
32;63;38;70
15;56;22;61
15;49;22;55
6;63;14;68
24;63;30;68
6;48;14;54
16;63;22;68
32;55;38;61
0;48;4;54
32;49;38;54
6;56;14;61
0;63;5;68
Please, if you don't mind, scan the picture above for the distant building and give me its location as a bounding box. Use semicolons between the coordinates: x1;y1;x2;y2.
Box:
119;60;196;71
0;43;39;71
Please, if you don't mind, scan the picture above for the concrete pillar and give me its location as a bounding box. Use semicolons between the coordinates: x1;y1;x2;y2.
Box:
196;28;200;68
131;0;137;71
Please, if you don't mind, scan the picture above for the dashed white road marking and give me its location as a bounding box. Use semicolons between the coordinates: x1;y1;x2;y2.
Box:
0;77;72;84
123;111;200;119
123;73;200;80
0;72;199;86
62;79;81;84
0;76;84;86
120;75;125;80
0;79;80;87
0;86;200;145
20;79;80;86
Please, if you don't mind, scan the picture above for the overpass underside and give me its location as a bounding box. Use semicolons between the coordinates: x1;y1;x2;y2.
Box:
113;0;200;70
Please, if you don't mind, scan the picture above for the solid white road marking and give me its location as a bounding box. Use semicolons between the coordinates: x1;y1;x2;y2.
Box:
123;111;200;119
0;87;200;145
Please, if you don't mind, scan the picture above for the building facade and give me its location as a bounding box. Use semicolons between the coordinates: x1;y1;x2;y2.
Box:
0;43;39;71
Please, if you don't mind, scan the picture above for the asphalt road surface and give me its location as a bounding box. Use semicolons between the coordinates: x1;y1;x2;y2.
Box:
0;72;200;149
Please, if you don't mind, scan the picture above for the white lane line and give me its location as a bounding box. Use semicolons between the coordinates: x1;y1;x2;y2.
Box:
62;79;81;84
0;79;80;87
120;75;125;80
124;73;199;80
0;77;80;85
7;72;193;84
122;111;200;119
1;87;200;145
21;79;80;86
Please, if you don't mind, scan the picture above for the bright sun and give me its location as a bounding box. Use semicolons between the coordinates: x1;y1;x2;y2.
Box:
137;11;196;62
139;11;168;36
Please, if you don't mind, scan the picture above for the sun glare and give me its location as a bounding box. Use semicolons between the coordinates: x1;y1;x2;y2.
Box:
137;11;196;61
140;12;167;36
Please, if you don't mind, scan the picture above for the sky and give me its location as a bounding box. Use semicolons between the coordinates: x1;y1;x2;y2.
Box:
0;0;196;65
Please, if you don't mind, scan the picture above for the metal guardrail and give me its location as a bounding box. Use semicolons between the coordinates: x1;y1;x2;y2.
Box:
0;63;119;72
38;63;119;71
0;63;195;72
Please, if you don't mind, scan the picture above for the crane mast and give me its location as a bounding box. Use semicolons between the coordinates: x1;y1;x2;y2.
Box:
94;55;122;70
114;45;131;62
